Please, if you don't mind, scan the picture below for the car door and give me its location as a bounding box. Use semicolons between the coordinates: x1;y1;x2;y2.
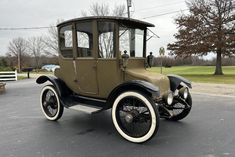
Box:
57;24;80;93
96;21;121;98
75;21;98;95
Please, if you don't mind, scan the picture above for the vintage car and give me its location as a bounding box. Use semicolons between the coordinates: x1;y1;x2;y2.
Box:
36;16;192;143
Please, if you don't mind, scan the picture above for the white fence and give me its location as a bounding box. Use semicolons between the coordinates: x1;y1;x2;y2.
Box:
0;70;17;81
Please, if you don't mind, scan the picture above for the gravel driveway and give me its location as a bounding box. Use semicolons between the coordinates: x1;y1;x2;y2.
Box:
192;83;235;97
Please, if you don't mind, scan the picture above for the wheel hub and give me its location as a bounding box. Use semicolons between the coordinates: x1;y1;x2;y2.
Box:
125;113;134;123
46;96;57;109
124;110;139;123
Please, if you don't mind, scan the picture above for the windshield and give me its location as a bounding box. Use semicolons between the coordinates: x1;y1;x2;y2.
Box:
119;26;145;58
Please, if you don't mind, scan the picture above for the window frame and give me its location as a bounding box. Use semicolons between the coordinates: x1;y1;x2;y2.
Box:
75;20;94;58
97;20;117;59
118;25;146;59
58;24;74;59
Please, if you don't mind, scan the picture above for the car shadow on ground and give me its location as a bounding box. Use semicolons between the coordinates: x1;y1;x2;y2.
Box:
38;109;193;146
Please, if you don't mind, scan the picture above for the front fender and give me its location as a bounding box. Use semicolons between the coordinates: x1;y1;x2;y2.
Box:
107;80;160;107
36;75;71;97
167;74;192;91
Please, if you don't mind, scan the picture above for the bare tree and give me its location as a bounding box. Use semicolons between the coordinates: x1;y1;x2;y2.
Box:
27;36;46;69
112;4;126;17
43;19;63;56
89;3;110;16
43;26;58;56
7;37;28;72
82;2;126;17
168;0;235;75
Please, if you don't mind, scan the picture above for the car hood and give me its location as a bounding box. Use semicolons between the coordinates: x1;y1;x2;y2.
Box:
125;68;170;95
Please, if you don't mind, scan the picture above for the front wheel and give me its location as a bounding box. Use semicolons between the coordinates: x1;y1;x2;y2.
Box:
112;91;160;143
166;93;192;121
40;85;64;121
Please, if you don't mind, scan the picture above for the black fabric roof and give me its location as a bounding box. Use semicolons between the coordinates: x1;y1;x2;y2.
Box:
57;16;155;28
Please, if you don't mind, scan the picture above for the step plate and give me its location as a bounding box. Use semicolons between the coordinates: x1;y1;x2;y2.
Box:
69;104;102;114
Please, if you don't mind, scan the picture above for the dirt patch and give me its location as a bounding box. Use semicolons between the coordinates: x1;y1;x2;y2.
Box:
191;82;235;97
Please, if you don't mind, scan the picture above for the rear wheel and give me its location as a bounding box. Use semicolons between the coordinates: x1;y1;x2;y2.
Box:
40;85;64;121
112;91;159;143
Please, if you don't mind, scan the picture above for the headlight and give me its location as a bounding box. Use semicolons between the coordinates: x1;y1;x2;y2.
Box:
167;92;174;105
179;87;188;99
163;91;173;105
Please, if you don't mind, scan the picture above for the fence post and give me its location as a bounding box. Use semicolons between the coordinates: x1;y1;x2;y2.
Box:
15;70;18;81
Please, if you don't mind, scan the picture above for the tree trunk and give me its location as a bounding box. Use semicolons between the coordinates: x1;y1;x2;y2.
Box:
214;49;223;75
18;51;21;73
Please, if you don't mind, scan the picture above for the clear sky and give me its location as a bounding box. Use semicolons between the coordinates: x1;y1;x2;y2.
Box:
0;0;202;57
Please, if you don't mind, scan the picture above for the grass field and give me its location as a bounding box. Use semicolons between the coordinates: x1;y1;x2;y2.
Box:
148;66;235;84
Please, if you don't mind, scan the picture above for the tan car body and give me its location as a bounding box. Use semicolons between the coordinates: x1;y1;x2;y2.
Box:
36;17;192;143
54;16;170;99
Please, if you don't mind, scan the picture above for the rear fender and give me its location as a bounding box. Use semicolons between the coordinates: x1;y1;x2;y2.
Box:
36;75;72;97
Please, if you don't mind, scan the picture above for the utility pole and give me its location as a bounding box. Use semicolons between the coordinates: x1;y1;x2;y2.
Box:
127;0;131;18
127;0;135;56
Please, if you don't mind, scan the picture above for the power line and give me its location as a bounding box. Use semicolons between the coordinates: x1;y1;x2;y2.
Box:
141;9;189;19
135;1;186;13
0;9;189;31
0;26;55;31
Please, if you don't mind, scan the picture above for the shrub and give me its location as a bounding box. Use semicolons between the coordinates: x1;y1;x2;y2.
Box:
0;66;14;71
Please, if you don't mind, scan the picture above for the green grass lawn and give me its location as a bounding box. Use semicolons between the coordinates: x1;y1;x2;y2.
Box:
31;71;54;74
148;66;235;84
17;71;53;80
17;76;27;80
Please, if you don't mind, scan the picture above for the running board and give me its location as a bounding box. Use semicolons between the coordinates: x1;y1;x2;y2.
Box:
69;104;103;114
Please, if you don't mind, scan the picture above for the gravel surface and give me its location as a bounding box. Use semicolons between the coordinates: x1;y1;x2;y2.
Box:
192;82;235;97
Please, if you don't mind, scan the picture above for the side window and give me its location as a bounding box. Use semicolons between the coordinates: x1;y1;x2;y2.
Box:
59;25;73;58
119;27;130;55
77;32;89;48
119;27;144;58
98;22;115;58
134;29;144;57
76;22;93;57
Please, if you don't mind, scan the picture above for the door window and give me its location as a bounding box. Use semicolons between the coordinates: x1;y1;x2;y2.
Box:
98;22;115;58
76;22;93;57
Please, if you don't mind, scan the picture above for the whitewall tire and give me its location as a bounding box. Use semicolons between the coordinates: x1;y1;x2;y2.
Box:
112;91;159;143
40;85;64;121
